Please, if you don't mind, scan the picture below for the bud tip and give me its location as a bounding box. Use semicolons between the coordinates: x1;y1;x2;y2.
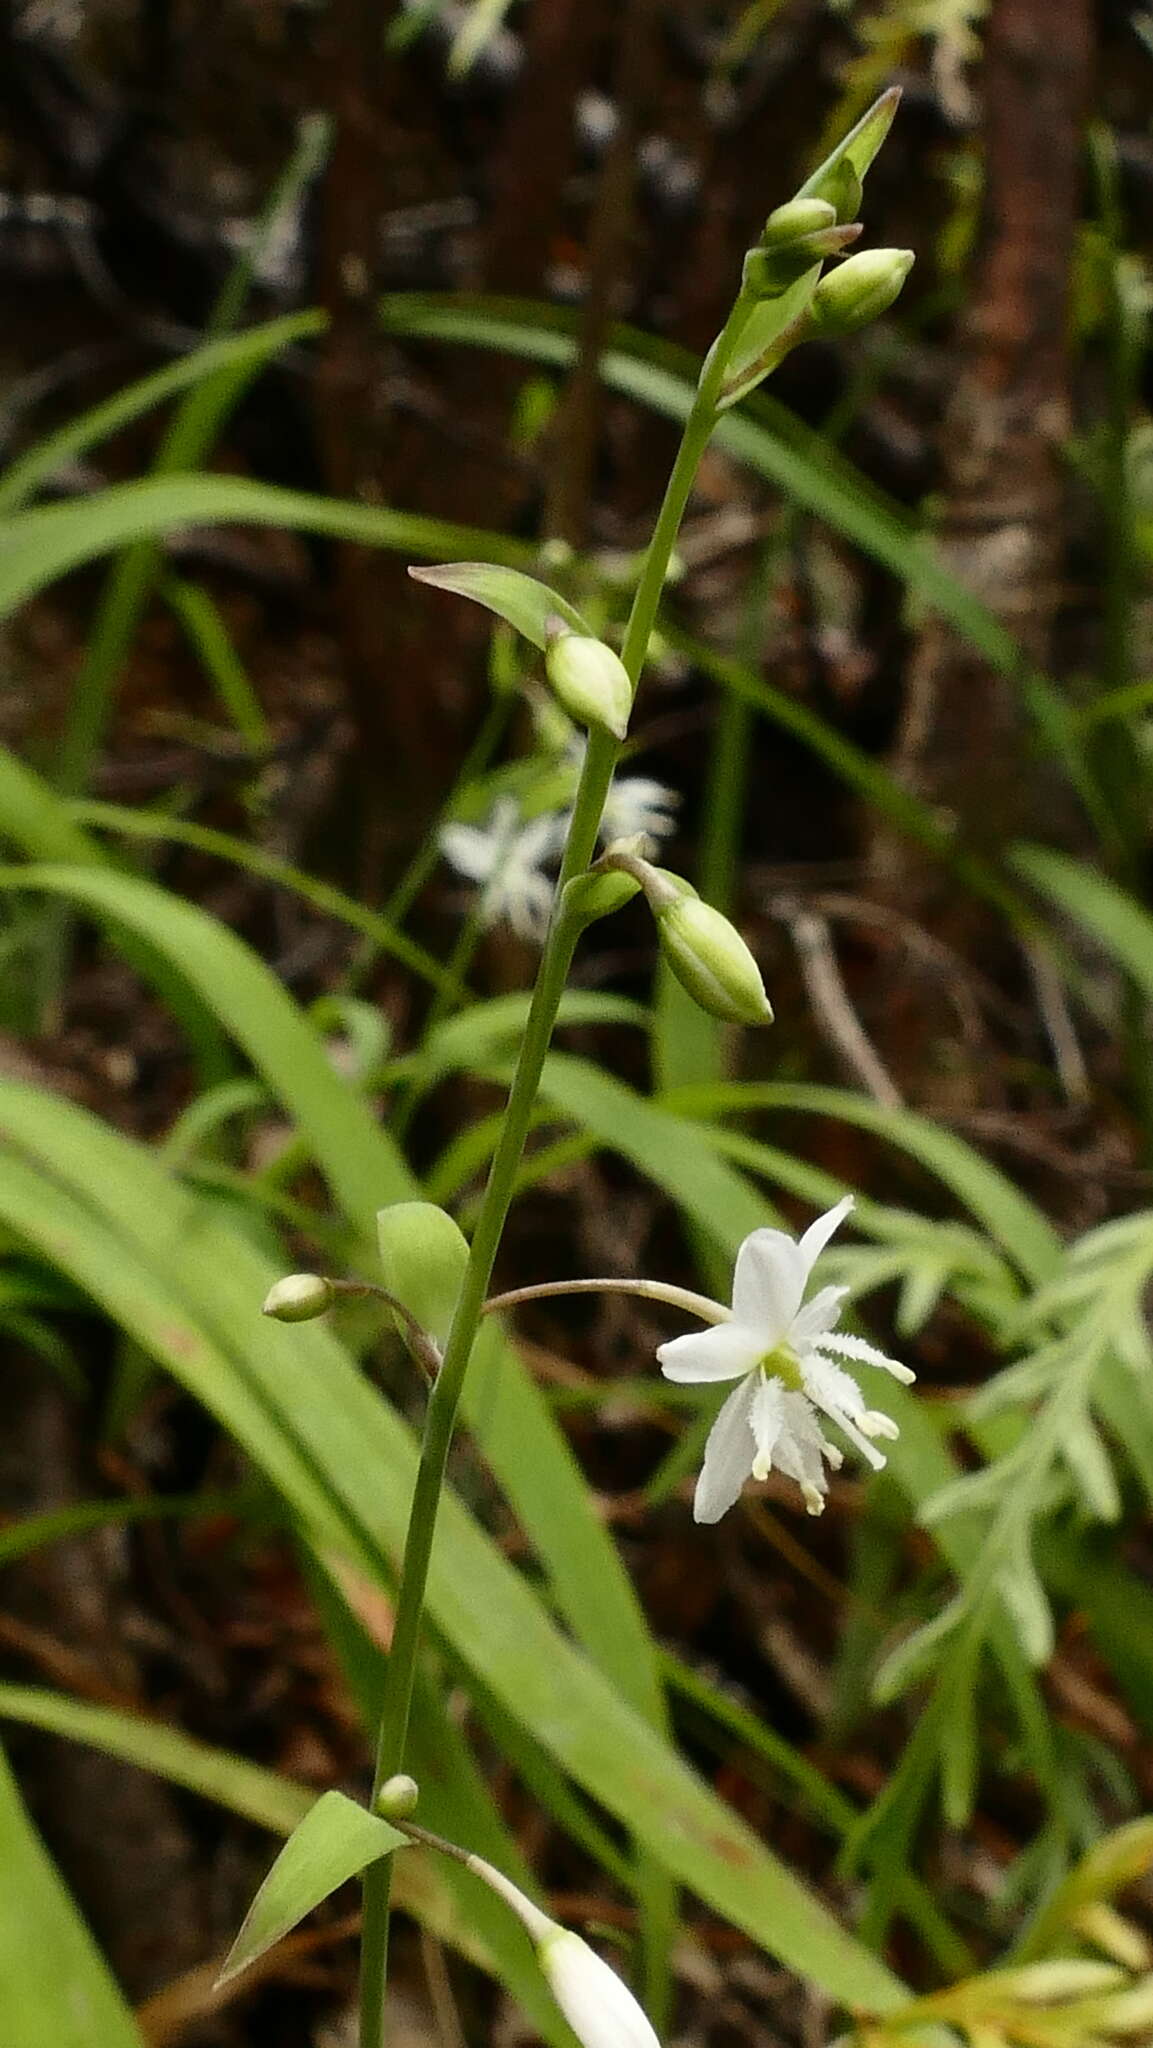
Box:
262;1273;334;1322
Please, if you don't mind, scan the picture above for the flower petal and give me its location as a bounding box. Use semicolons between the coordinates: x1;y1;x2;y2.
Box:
658;1321;763;1384
693;1375;758;1523
790;1284;849;1348
731;1230;807;1338
440;823;497;882
797;1195;854;1278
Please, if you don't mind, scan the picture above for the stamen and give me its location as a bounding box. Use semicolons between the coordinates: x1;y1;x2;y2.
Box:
813;1332;915;1383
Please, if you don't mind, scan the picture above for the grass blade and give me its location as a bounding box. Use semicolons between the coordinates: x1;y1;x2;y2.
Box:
0;1741;145;2046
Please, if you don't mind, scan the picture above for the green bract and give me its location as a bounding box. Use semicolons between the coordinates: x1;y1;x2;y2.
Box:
376;1201;470;1348
545;630;632;741
408;561;590;648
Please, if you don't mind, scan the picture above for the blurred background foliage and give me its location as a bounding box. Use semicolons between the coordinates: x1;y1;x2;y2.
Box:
7;0;1153;2044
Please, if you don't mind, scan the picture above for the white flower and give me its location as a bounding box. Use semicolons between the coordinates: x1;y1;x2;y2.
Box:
657;1197;913;1523
540;1929;661;2048
600;776;679;854
440;797;561;941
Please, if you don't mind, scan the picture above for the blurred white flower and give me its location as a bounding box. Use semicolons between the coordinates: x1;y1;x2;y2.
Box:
440;797;561;941
560;736;679;856
657;1197;913;1522
600;776;680;854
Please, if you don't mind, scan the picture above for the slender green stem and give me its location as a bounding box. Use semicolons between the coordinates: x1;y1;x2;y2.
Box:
356;297;750;2048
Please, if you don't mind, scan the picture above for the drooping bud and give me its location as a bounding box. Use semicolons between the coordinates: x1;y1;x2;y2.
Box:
459;1852;661;2048
376;1774;420;1821
593;852;772;1025
808;248;914;336
657;889;773;1026
545;626;632;741
262;1273;334;1322
539;1928;661;2048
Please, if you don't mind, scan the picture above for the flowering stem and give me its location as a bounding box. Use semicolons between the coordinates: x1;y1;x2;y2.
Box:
482;1276;729;1324
357;289;753;2048
391;1818;557;1943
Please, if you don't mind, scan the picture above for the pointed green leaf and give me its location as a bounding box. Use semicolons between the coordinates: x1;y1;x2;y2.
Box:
218;1791;404;1987
408;561;591;647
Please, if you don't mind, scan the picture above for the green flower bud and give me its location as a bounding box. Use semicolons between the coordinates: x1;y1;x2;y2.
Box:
545;629;631;741
761;196;837;246
808;248;914;335
657;894;773;1026
262;1273;334;1322
376;1774;420;1820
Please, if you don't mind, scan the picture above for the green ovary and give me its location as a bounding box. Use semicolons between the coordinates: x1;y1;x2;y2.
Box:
758;1345;804;1392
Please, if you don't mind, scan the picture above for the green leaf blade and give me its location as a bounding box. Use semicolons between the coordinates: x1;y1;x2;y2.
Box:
218;1791;404;1988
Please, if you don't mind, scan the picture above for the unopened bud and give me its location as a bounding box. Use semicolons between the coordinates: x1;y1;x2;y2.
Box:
377;1774;420;1820
539;1928;661;2048
808;248;914;335
262;1273;333;1322
657;892;773;1026
461;1853;661;2048
761;196;837;245
545;628;632;741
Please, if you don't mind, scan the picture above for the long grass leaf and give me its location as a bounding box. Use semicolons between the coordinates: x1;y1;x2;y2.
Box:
1012;843;1153;1003
0;315;322;516
0;1741;145;2045
0;476;533;623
